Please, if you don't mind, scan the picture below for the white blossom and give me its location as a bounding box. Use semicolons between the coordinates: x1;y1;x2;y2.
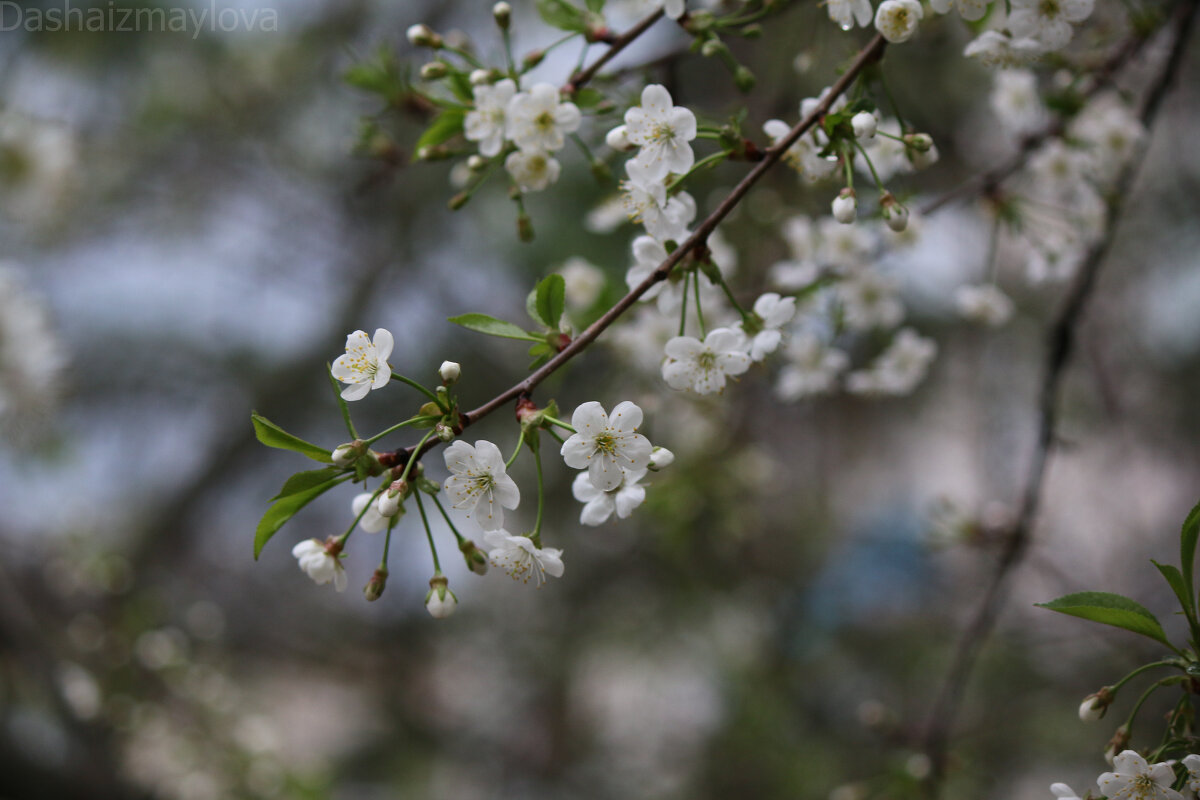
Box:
1097;750;1183;800
505;149;561;192
439;360;461;383
506;83;581;153
662;0;686;18
763;119;837;183
775;333;849;401
572;469;647;525
817;217;876;270
331;328;393;401
485;530;564;586
832;189;858;224
963;30;1044;67
847;328;936;396
464;78;516;157
852;111;878;139
606;124;633;151
839;268;904;331
856;118;912;182
991;70;1048;137
442;440;520;530
874;0;923;43
425;581;458;618
0;264;69;439
586;194;629;234
621;167;696;242
929;0;990;20
561;401;653;491
826;0;874;29
1181;754;1200;794
955;284;1014;327
352;492;390;533
1008;0;1094;50
1050;784;1082;800
1070;93;1145;185
738;293;797;361
662;328;752;395
623;84;697;183
560;258;606;309
291;539;347;592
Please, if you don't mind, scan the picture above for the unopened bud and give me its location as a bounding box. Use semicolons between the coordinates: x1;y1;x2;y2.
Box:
406;24;442;48
439;360;461;384
904;132;934;153
434;422;455;442
467;154;487;171
425;575;458;619
700;39;725;58
492;1;512;29
648;446;675;470
741;23;763;37
377;480;407;517
460;540;489;575
363;567;388;601
469;68;493;86
523;49;545;69
733;66;756;93
517;212;534;242
332;441;363;467
909;141;939;170
879;192;908;233
605;125;632;151
419;61;447;80
852;111;877;139
1079;688;1113;722
832;187;857;224
417;145;453;161
1103;725;1130;764
448;191;470;211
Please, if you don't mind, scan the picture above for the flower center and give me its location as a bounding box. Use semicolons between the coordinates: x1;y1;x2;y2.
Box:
593;431;618;456
535;111;555;132
650;122;675;144
1039;0;1060;16
697;351;717;370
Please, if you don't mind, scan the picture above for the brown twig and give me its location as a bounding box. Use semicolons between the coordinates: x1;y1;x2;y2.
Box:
918;4;1199;795
566;9;665;93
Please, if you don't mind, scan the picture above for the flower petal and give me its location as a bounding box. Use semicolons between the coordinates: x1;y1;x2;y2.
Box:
589;451;624;492
572;471;602;502
580;495;614;526
570;400;608;432
609;400;643;432
372;328;394;361
340;381;371;401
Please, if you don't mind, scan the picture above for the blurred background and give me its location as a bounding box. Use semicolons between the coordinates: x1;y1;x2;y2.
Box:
1;0;1199;798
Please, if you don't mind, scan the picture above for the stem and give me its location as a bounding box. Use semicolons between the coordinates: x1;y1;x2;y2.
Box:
567;9;665;91
401;429;437;483
431;494;467;545
668;150;730;192
1124;677;1186;737
502;28;518;80
390;371;443;406
364;416;440;446
531;435;545;546
542;416;576;433
444;45;484;70
1111;660;1186;693
678;269;690;336
692;271;707;338
505;435;524;469
841;141;855;190
714;269;748;318
414;490;441;573
853;139;886;193
380;524;394;566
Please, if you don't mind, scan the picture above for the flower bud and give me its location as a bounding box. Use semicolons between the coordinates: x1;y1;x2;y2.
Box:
648;446;675;470
605;125;632;151
435;422;455;442
492;1;512;29
1103;725;1130;764
466;155;487;171
460;539;489;575
363;567;388;602
523;50;545;70
469;68;493;86
448;192;470;211
406;24;442;48
419;62;447;81
904;132;934;152
879;192;909;232
832;187;857;224
700;39;725;58
909;141;939;169
852;111;877;139
742;23;762;37
425;575;458;619
332;441;363;467
1079;687;1113;722
377;480;407;517
733;66;756;93
439;360;461;384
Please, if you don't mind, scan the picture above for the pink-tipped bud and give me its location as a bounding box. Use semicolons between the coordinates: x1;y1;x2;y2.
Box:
832;188;857;224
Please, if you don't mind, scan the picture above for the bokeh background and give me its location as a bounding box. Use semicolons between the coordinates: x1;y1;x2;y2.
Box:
1;0;1199;798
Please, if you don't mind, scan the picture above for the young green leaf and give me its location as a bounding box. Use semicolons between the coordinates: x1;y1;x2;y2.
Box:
585;0;605;11
448;313;542;342
415;109;465;153
254;479;340;559
535;274;566;331
536;0;589;31
1035;591;1171;646
527;342;554;370
526;286;548;327
251;414;332;463
1180;499;1200;608
1152;561;1197;622
572;88;606;109
271;467;345;501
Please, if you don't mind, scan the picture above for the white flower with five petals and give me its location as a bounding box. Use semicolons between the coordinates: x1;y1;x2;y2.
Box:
442;440;520;531
623;85;697;184
331;328;393;401
506;83;581;153
662;329;752;395
1008;0;1094;50
505;149;561;192
485;530;564;586
291;539;347;591
738;293;797;361
620;168;696;243
1097;750;1183;800
560;401;653;491
929;0;990;20
572;469;647;526
464;78;517;157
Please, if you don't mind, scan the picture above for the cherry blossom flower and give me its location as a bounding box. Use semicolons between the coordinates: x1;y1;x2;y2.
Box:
560;258;606;309
1050;784;1082;800
623;85;697;183
775;332;849;401
856;118;913;182
442;440;520;530
839;268;904;330
1008;0;1094;50
738;293;797;361
352;492;390;533
505;149;561;192
331;328;393;401
955;284;1014;327
625;235;690;313
762;119;838;183
560;401;653;491
832;189;858;224
963;30;1043;67
1097;750;1183;800
662;329;752;395
572;469;647;526
825;0;874;29
929;0;990;20
846;328;936;396
991;70;1048;137
1182;754;1200;794
506;83;581;153
874;0;923;43
464;78;516;157
620;168;695;242
292;539;347;591
485;530;564;586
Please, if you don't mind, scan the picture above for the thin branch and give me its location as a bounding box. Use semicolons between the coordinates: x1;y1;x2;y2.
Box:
918;4;1199;795
378;35;889;469
566;9;665;93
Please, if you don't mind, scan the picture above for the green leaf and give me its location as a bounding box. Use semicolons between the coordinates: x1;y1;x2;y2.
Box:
271;467;344;501
573;88;606;108
252;414;332;463
585;0;605;11
526;286;547;327
448;313;541;342
535;274;566;330
254;479;340;559
414;109;465;153
1153;561;1196;621
527;342;554;370
536;0;588;32
447;71;474;103
1180;500;1200;608
1036;591;1171;646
